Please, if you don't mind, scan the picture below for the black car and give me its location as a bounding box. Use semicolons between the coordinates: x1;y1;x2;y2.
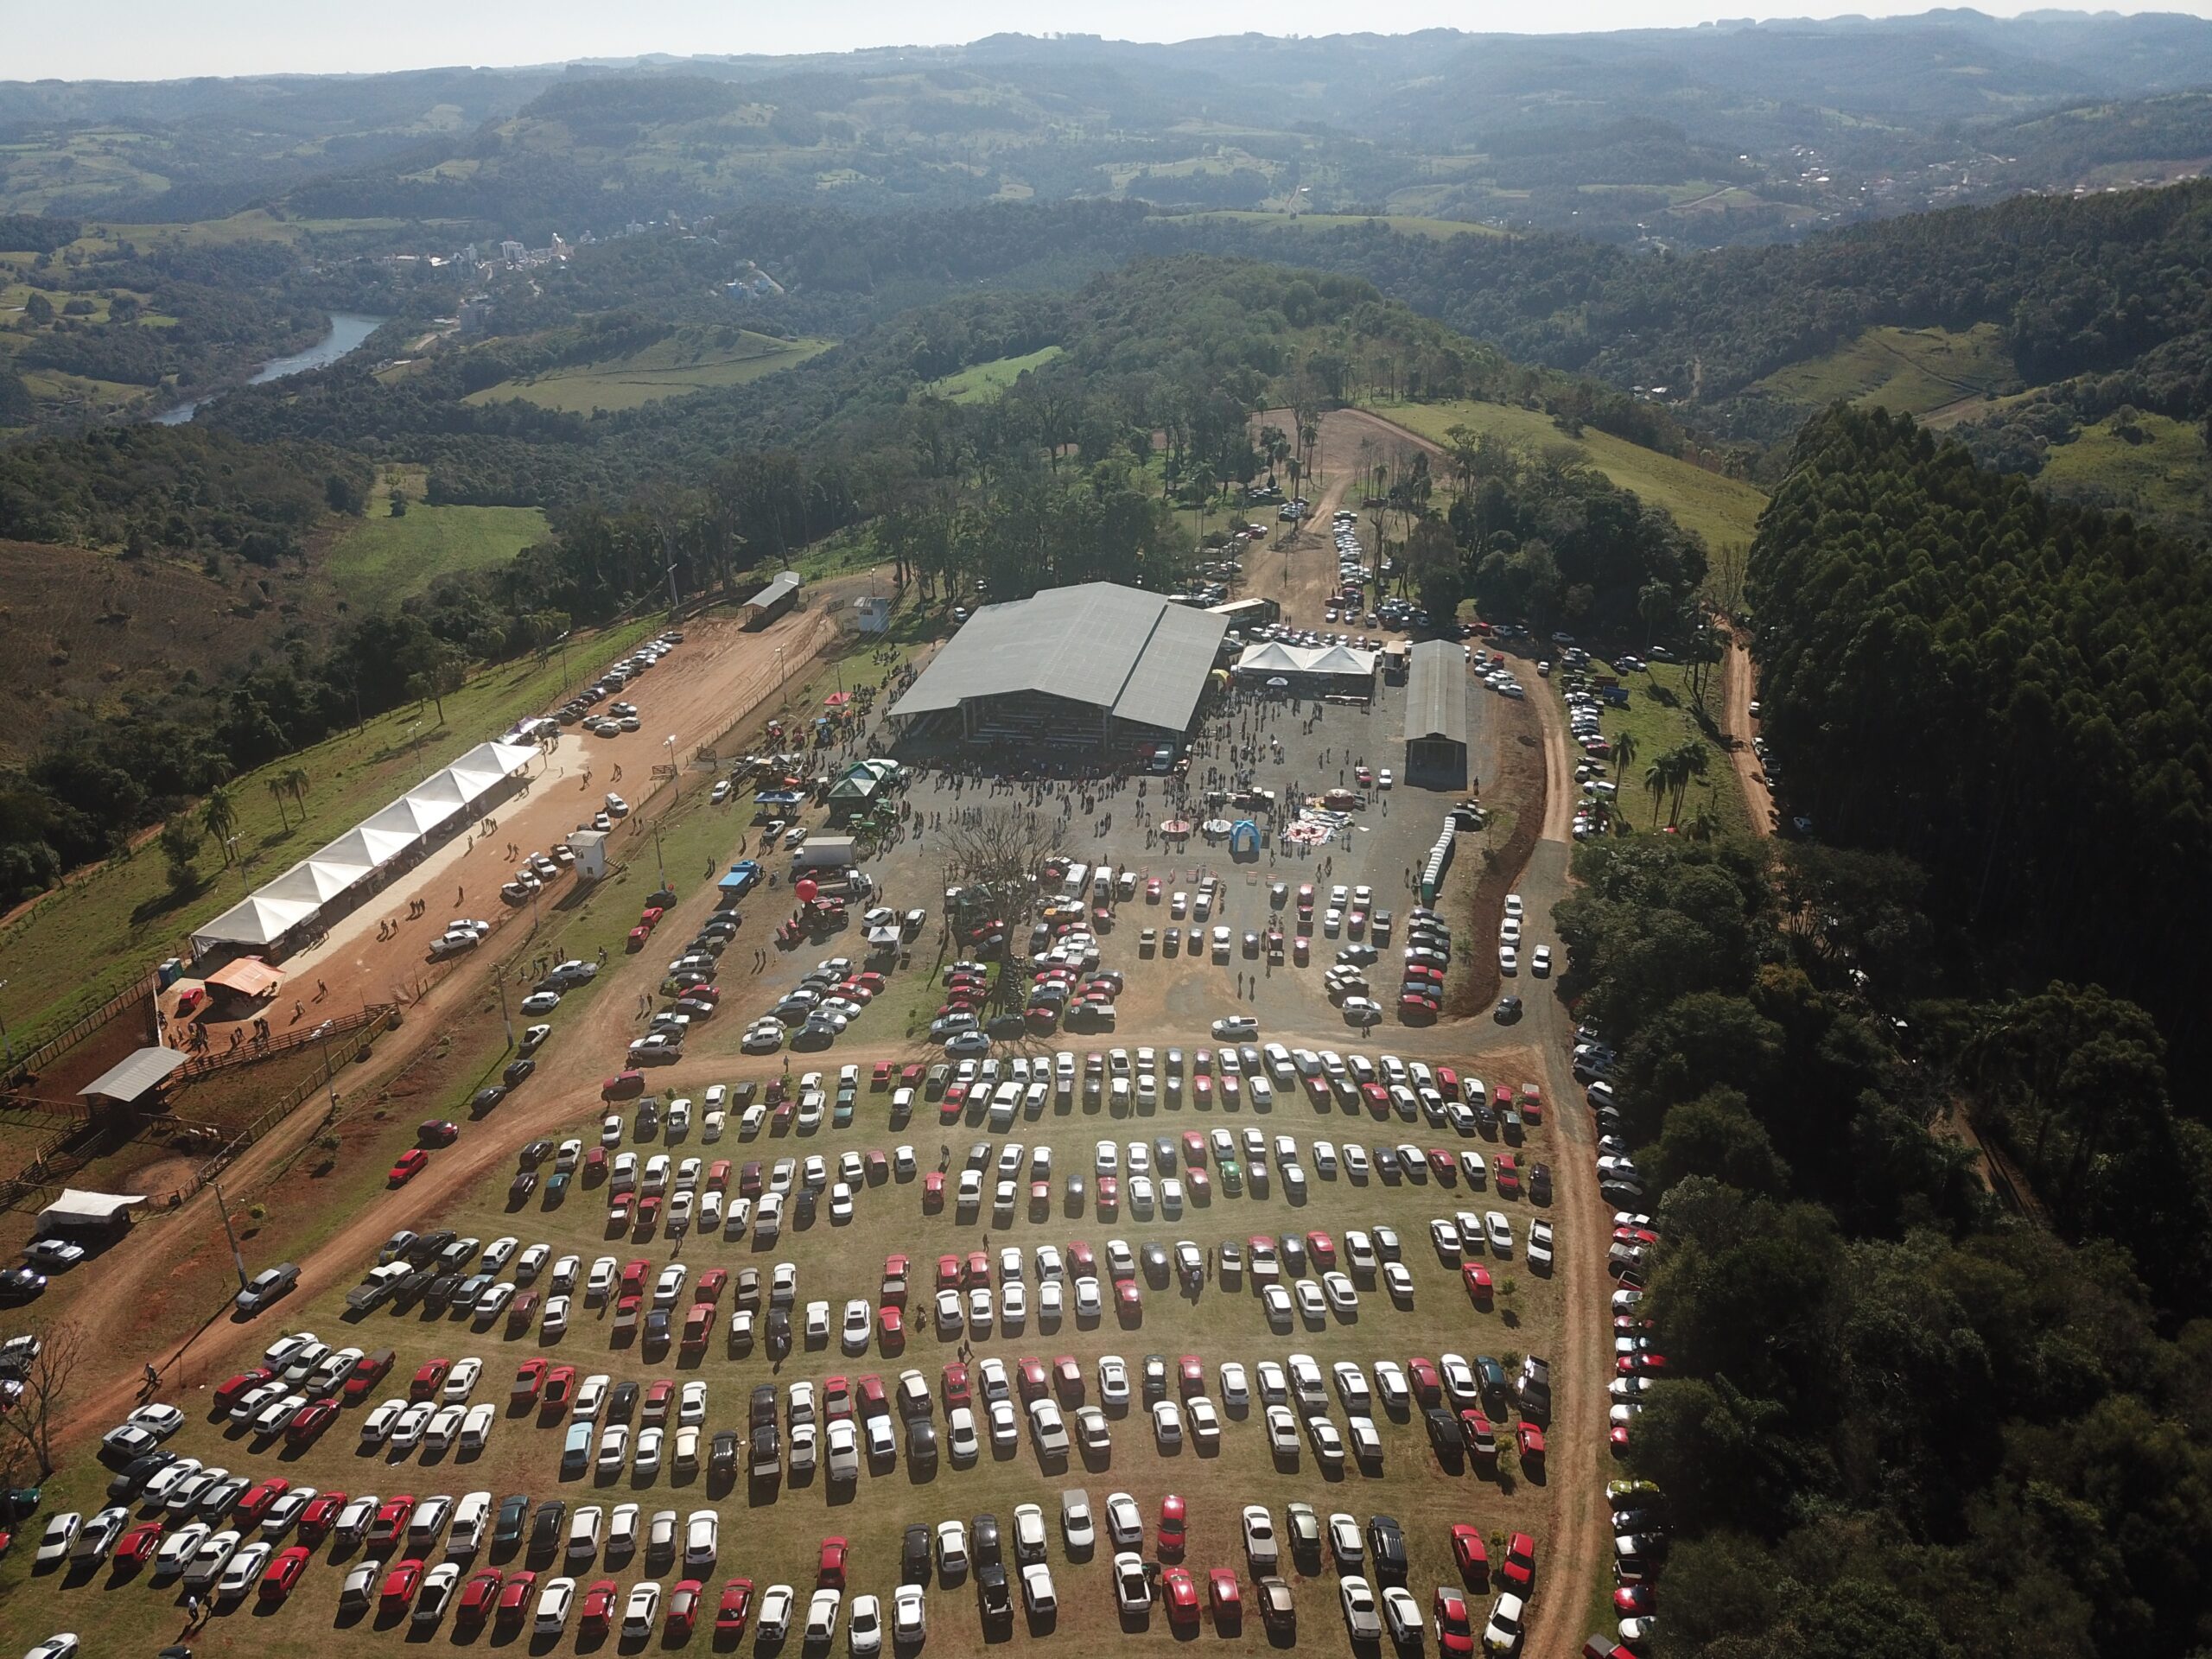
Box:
1141;1356;1167;1405
1366;1515;1408;1582
972;1514;1003;1570
507;1171;537;1203
518;1139;556;1169
109;1452;175;1500
766;1308;791;1354
392;1267;435;1308
422;1273;461;1312
709;1431;741;1480
608;1381;639;1421
794;1188;817;1224
0;1268;48;1303
1141;1243;1170;1287
502;1058;536;1087
907;1419;938;1470
977;1561;1011;1621
902;1524;931;1584
1424;1408;1462;1461
1495;996;1523;1023
1529;1162;1554;1205
471;1085;508;1115
494;1493;530;1551
644;1308;671;1347
529;1499;566;1557
750;1385;778;1428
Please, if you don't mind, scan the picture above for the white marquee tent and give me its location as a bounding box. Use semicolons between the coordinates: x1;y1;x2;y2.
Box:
191;740;537;955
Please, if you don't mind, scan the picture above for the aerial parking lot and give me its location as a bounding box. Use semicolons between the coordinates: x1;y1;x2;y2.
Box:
2;570;1611;1659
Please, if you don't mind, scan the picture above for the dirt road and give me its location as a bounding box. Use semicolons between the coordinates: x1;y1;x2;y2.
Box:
54;603;847;1443
1719;626;1773;838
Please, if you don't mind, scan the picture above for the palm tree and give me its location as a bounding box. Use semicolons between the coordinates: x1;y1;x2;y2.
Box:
200;783;238;863
267;775;292;830
1668;744;1712;826
283;766;310;821
1611;731;1640;787
1643;756;1672;827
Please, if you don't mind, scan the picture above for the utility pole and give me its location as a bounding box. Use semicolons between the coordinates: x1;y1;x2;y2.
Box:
211;1179;249;1294
493;963;514;1052
666;734;681;800
0;977;12;1068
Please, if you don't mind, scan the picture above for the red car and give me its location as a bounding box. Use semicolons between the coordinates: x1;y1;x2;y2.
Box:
819;1537;848;1586
411;1357;452;1402
1460;1411;1497;1460
1451;1525;1489;1586
1116;1280;1141;1318
940;1364;969;1410
1615;1586;1656;1619
1210;1569;1241;1621
1515;1421;1547;1473
1611;1422;1633;1455
1461;1264;1494;1305
643;1380;676;1424
497;1571;537;1622
298;1491;346;1543
285;1398;340;1447
260;1544;311;1603
668;1580;705;1636
543;1364;577;1409
381;1558;427;1609
716;1578;756;1636
964;1251;991;1287
1408;1357;1442;1404
1162;1567;1199;1625
922;1173;944;1211
1017;1358;1048;1402
1306;1230;1336;1268
601;1071;645;1102
1500;1533;1537;1592
512;1357;549;1405
1158;1493;1186;1558
458;1568;504;1623
113;1521;165;1567
213;1367;276;1413
937;1255;963;1290
696;1268;729;1304
580;1579;620;1635
388;1148;429;1185
1178;1355;1205;1397
1053;1356;1084;1402
1433;1588;1476;1657
1068;1241;1095;1276
1182;1131;1208;1166
879;1306;904;1349
872;1061;893;1087
235;1478;290;1527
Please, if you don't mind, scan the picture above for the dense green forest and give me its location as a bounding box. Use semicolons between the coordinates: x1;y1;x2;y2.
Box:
1560;838;2212;1659
1748;406;2212;1065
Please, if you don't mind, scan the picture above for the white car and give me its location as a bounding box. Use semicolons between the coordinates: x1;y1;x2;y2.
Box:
849;1592;884;1656
892;1585;926;1645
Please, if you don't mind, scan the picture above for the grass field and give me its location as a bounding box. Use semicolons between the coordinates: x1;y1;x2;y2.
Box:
0;618;662;1053
1157;209;1505;239
2037;409;2210;529
327;470;550;607
1559;660;1751;845
926;346;1065;404
1747;323;2020;416
464;330;831;414
1367;397;1769;563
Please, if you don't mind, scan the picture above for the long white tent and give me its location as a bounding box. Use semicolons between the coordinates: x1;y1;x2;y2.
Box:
190;740;537;955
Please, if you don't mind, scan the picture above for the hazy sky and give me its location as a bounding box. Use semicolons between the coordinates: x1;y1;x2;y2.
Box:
14;0;2212;81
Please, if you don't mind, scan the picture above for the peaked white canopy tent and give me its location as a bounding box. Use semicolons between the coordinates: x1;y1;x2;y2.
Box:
190;740;537;957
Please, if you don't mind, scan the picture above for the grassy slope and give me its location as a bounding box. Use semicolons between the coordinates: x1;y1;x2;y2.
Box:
1748;323;2019;414
2037;409;2210;526
1368;397;1769;557
464;329;831;414
1156;209;1508;239
1560;660;1752;844
327;469;550;606
926;345;1065;404
0;617;660;1051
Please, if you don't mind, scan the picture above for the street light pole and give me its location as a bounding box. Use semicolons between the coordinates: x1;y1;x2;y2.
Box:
666;734;680;800
493;963;514;1052
0;977;12;1068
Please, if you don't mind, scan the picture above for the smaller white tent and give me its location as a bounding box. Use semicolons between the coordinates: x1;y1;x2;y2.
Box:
37;1188;146;1233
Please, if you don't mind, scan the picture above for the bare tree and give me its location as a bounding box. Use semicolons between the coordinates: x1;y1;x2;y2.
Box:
0;1320;82;1479
939;804;1059;919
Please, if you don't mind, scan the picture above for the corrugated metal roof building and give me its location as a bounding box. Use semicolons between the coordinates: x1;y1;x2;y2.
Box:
1405;639;1471;785
890;583;1227;749
741;571;802;629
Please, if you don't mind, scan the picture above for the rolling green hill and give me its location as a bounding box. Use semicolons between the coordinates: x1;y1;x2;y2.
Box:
461;326;830;413
925;345;1063;403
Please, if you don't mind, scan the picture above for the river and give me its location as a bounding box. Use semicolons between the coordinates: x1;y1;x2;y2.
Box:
153;310;385;425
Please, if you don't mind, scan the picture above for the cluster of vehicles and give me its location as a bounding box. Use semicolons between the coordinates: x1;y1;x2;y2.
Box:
550;632;683;731
499;843;575;906
1494;891;1552;1006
